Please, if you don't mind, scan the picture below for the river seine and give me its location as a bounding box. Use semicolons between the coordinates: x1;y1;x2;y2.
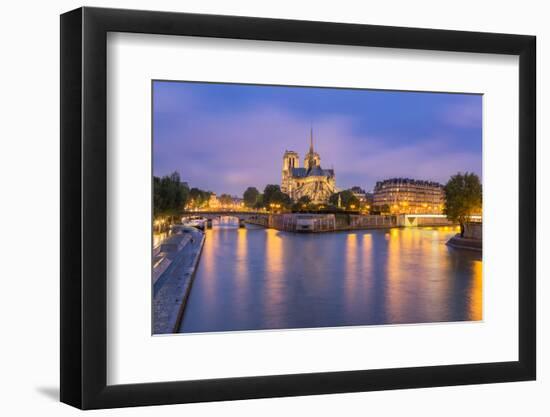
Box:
179;224;482;333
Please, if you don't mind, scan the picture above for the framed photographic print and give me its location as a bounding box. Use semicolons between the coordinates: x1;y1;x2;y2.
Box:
60;6;536;409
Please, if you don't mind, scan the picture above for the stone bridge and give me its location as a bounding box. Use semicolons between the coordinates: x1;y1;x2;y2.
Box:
182;211;267;222
182;212;269;228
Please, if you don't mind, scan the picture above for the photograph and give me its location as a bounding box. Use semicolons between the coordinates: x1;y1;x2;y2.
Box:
50;2;540;412
152;81;483;335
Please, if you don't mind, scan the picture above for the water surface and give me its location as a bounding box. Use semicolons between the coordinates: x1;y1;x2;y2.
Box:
179;225;482;333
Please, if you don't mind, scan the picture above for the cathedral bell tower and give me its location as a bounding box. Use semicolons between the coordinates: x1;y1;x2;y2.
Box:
281;150;299;194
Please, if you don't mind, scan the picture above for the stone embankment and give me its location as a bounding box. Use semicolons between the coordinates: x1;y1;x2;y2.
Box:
446;222;482;251
153;229;205;334
246;213;397;232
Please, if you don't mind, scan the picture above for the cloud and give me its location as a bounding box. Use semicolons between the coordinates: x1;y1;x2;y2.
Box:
441;101;482;129
154;102;482;195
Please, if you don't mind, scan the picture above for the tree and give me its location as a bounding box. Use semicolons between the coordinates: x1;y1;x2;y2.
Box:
262;184;281;206
219;193;233;207
153;171;189;220
243;187;260;208
253;194;264;209
444;172;482;237
292;195;312;211
169;172;188;211
262;184;291;210
188;187;211;209
379;204;390;215
329;190;360;210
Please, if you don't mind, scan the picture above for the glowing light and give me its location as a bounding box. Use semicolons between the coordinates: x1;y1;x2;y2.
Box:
469;260;483;320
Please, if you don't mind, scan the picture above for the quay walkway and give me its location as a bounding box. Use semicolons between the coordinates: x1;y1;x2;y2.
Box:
153;229;205;334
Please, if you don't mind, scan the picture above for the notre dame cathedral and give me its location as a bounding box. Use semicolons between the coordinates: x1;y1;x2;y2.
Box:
281;130;336;204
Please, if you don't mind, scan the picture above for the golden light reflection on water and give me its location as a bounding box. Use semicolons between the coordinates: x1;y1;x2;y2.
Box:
263;228;284;327
201;229;218;304
265;229;283;273
384;227;480;323
469;260;483;320
386;228;405;321
232;228;249;323
424;229;451;320
361;233;373;277
235;228;248;281
344;233;359;309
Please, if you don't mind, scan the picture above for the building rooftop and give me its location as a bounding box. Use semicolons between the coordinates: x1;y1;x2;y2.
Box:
291;166;334;178
374;178;443;189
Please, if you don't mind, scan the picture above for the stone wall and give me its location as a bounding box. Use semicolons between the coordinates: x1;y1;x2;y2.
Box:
464;222;482;240
269;213;336;232
349;214;396;229
253;213;396;232
396;215;454;227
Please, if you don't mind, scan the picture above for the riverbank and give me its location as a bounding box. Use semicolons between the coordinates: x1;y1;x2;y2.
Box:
446;235;482;251
446;223;482;252
153;230;205;334
246;213;455;233
246;213;397;232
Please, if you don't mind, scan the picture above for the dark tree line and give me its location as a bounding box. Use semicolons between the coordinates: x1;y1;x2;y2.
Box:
153;172;189;218
188;187;212;209
218;193;234;206
153;171;214;217
262;184;292;208
242;185;292;211
328;190;360;211
243;187;261;208
152;171;482;222
241;184;366;213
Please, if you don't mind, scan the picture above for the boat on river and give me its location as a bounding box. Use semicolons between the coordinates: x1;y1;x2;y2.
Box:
181;216;208;230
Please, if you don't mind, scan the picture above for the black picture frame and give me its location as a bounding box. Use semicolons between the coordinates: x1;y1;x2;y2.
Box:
60;6;536;410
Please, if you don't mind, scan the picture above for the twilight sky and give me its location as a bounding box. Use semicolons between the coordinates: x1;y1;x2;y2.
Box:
153;81;482;196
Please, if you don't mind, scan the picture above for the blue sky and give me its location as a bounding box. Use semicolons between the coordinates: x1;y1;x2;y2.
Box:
153;81;482;196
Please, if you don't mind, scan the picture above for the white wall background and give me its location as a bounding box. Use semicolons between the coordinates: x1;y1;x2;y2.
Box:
0;0;545;415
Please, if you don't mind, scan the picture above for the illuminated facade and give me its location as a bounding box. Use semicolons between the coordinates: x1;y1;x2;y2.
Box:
207;193;244;210
350;186;373;207
281;130;336;204
208;193;220;209
373;178;444;214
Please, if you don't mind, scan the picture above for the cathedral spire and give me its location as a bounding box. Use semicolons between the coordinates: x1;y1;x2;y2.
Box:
309;127;314;153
